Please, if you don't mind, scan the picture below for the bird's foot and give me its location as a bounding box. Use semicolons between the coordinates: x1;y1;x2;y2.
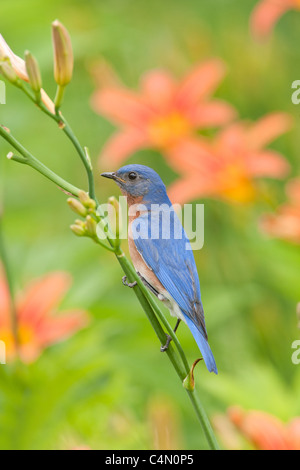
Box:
160;334;172;352
122;275;137;288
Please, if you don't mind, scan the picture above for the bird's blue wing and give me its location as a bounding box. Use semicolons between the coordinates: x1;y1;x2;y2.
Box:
133;211;204;324
132;210;217;374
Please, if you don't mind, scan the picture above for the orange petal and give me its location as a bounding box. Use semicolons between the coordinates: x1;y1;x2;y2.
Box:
247;112;293;151
245;149;290;178
175;59;227;108
287;418;300;450
166;138;216;175
188;99;237;127
260;208;300;243
286;177;300;204
0;274;11;329
229;407;290;450
140;69;177;111
215;123;245;154
250;0;294;40
242;415;290;450
167;175;216;205
98;128;149;169
17;272;72;325
36;310;89;346
90;87;154;128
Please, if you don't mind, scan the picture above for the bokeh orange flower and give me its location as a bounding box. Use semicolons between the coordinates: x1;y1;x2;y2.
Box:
167;113;292;204
0;270;89;363
90;59;236;168
260;177;300;243
250;0;300;39
222;406;300;450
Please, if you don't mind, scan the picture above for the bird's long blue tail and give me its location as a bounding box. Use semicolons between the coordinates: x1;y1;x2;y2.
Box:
184;315;218;374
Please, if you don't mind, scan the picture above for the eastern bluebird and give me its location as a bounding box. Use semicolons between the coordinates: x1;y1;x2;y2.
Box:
101;164;217;374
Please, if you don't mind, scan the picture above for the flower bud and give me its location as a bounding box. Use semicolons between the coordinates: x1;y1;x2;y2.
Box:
51;20;73;86
85;215;97;237
24;50;42;93
67;197;87;217
0;60;19;84
70;223;86;237
78;190;96;210
75;219;85;227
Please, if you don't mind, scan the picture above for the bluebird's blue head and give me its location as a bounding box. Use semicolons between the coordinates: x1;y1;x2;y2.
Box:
101;164;171;206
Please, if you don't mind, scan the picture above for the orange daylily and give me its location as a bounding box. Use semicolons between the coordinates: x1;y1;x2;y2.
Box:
90;59;237;168
250;0;300;39
226;406;300;450
0;270;89;363
260;177;300;243
167;113;292;204
0;34;55;113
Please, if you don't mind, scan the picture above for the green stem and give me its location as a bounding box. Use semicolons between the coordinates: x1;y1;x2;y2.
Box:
61;119;97;201
92;235;116;252
0;127;80;197
18;83;97;201
187;389;220;450
54;84;65;112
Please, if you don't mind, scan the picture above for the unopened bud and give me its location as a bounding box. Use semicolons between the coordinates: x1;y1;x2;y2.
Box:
108;196;119;213
24;50;42;93
51;20;73;86
67;197;87;217
75;219;85;227
0;60;19;84
70;223;86;237
78;190;96;210
85;215;97;237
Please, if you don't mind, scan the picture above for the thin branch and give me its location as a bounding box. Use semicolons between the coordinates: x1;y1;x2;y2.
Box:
0;126;81;197
18;83;97;201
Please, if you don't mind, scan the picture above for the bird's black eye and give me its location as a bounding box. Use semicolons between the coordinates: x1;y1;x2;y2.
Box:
128;171;137;180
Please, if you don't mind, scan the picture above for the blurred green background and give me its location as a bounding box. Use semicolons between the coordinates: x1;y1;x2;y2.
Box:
0;0;300;450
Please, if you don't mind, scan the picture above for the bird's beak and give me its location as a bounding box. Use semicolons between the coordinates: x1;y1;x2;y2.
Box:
101;172;126;183
101;172;117;180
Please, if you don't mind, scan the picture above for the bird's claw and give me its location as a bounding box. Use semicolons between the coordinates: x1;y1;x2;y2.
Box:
160;334;172;352
122;275;137;288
